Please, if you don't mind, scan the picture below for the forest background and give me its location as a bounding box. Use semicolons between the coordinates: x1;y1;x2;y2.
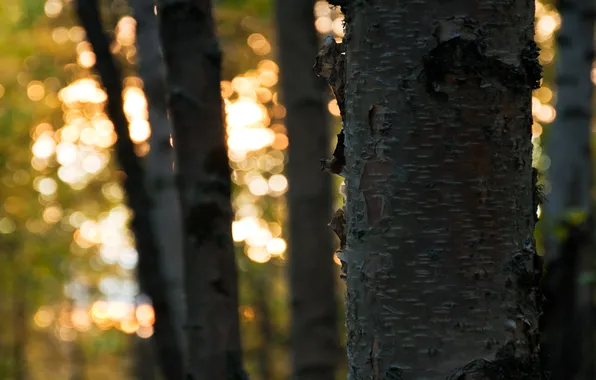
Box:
0;0;566;379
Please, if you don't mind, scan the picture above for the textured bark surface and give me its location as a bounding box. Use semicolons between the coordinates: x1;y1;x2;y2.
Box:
75;1;185;378
275;1;341;379
156;1;246;379
329;0;543;378
130;0;187;365
542;0;595;378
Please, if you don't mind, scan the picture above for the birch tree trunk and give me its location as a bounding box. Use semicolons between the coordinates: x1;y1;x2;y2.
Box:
74;1;185;378
275;1;341;379
155;1;246;379
543;0;595;378
324;1;544;378
130;0;187;364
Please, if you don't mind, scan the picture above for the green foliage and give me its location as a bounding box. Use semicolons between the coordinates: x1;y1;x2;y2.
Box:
219;0;271;17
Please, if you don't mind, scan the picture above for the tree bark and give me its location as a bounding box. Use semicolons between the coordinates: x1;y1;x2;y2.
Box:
275;1;341;380
129;0;187;363
155;1;246;379
74;1;185;378
325;1;543;378
542;0;595;378
134;336;158;380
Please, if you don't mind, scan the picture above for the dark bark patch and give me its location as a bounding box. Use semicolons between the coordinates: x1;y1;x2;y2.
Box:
532;168;545;226
204;145;231;176
368;105;376;134
447;357;542;380
226;350;249;380
421;37;542;100
186;201;225;246
360;160;390;226
384;365;404;380
320;129;346;175
520;41;542;90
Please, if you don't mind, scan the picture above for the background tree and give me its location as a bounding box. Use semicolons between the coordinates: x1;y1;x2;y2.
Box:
156;0;246;378
325;0;543;378
542;0;595;378
130;0;187;366
74;0;186;378
275;1;341;380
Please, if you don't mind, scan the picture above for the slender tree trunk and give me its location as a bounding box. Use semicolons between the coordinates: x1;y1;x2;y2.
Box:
13;276;27;380
74;1;185;378
134;336;158;380
323;1;543;378
130;0;187;362
155;1;246;379
275;1;341;380
69;339;85;380
543;1;595;379
254;275;272;380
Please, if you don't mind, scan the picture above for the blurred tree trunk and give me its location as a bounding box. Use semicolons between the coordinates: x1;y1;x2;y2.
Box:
324;0;544;378
130;0;187;364
13;274;27;380
74;1;186;378
69;339;85;380
275;1;341;380
134;336;158;380
543;0;595;378
155;1;246;379
254;270;272;380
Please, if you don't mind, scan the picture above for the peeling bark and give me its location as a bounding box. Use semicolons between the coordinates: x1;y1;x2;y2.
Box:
542;0;595;378
276;1;341;379
130;0;187;365
155;1;246;379
74;1;186;378
326;1;543;378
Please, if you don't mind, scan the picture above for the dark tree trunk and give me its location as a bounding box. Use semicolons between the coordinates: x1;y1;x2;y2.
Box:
134;336;158;380
130;0;187;362
324;1;543;378
74;1;185;378
276;1;341;380
542;0;595;378
155;1;246;379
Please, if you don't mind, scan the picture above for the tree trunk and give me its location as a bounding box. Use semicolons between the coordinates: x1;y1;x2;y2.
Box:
155;1;246;379
134;336;158;380
69;339;85;380
13;276;27;380
542;0;595;378
275;1;341;380
325;1;543;378
130;0;187;363
74;1;186;378
254;274;272;380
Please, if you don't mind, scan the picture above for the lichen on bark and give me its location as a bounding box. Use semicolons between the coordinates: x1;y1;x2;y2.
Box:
324;0;543;378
